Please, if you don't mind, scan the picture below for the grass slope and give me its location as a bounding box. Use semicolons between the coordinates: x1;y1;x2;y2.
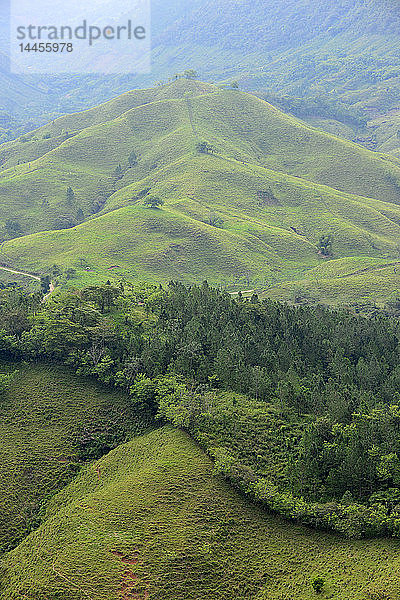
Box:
264;258;400;308
1;425;400;600
0;361;146;554
3;0;400;151
2;80;400;299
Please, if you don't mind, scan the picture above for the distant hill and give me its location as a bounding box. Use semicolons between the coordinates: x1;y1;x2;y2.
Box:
0;0;204;137
156;0;400;153
1;79;400;305
1;0;400;151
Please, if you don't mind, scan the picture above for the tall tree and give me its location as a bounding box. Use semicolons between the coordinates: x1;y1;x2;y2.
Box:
66;187;75;206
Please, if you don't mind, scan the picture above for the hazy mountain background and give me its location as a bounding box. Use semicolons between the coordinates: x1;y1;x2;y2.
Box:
1;0;400;150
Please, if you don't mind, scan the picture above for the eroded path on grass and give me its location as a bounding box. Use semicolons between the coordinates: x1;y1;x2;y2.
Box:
111;550;149;600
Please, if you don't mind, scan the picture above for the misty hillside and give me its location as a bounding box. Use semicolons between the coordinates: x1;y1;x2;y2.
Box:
2;0;400;148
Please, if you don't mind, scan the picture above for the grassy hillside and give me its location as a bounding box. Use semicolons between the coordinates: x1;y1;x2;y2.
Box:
264;257;400;308
1;425;400;600
2;80;400;301
0;361;149;554
156;0;400;151
151;0;400;158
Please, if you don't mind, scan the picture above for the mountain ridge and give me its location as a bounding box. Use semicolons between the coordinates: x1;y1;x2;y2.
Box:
0;79;400;304
2;0;400;150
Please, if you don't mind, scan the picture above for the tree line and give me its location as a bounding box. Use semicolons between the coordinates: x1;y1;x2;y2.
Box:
2;281;400;537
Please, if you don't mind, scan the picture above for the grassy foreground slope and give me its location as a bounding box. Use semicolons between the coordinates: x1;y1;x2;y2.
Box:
2;80;400;298
0;425;399;600
0;361;146;554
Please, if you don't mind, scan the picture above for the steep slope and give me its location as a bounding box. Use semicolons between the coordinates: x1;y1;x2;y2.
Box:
1;80;400;300
2;425;400;600
4;81;400;224
0;361;148;554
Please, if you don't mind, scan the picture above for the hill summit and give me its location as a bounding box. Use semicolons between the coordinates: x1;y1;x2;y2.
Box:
1;78;400;304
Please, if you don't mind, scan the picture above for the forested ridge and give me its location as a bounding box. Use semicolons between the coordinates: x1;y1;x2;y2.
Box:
2;281;400;537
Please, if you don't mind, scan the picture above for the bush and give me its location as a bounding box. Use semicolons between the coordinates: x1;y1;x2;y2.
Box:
312;576;325;593
196;141;216;154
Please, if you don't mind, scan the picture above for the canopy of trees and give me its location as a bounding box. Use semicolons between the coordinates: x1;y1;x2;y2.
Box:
2;281;400;537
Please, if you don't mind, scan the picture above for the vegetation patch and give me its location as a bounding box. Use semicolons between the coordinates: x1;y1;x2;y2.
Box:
0;360;151;554
2;282;400;538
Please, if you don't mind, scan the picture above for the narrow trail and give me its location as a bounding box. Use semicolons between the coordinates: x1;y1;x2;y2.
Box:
93;464;102;480
185;95;198;137
0;265;56;302
0;266;40;281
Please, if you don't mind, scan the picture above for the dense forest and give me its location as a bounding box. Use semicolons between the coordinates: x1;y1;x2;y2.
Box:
2;281;400;538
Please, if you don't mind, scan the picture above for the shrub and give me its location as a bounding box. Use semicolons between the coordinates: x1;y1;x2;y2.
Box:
312;576;325;593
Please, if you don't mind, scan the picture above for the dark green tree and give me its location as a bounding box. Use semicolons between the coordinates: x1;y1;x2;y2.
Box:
4;219;23;238
318;234;334;256
78;257;88;268
81;285;121;313
208;212;224;228
40;275;51;294
143;196;164;209
184;69;198;79
65;268;77;280
0;371;17;394
66;187;75;206
196;141;216;154
51;264;62;277
113;164;123;179
312;577;325;594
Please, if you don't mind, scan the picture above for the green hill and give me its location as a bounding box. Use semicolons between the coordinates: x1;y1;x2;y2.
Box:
1;79;400;302
2;424;400;600
154;0;400;155
3;0;400;153
0;361;149;554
